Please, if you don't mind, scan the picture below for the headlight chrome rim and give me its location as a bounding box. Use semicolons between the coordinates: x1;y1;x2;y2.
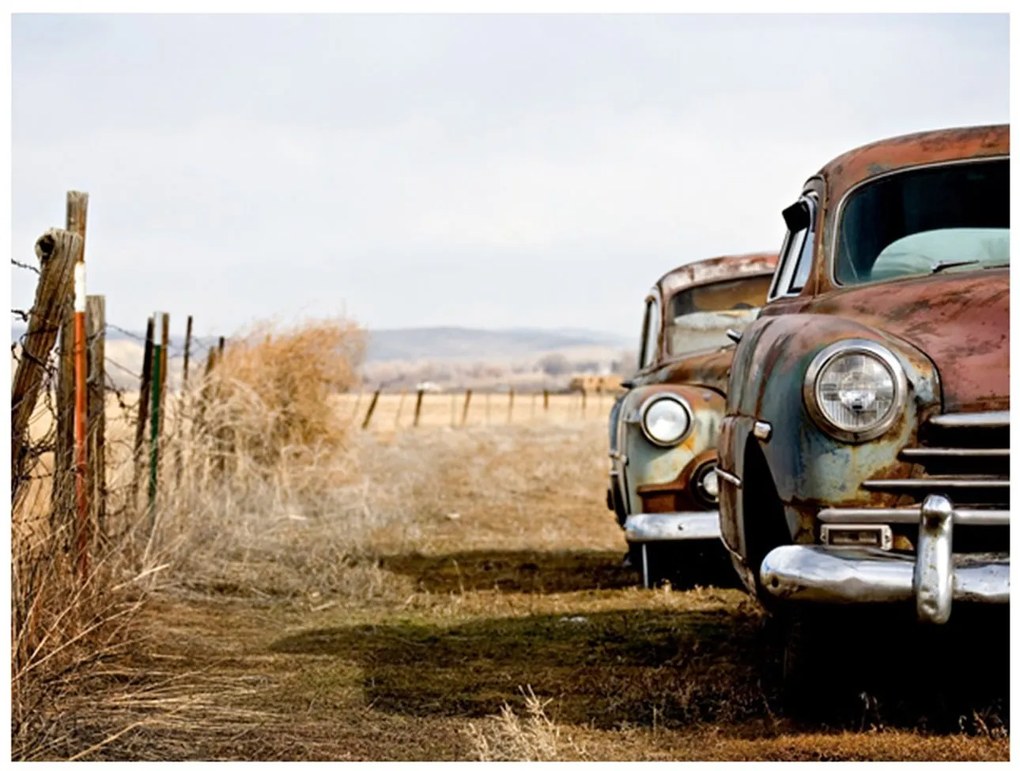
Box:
638;393;693;448
692;460;720;506
803;339;907;443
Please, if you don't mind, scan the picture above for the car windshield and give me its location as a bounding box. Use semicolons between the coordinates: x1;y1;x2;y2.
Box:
835;158;1009;286
666;274;771;357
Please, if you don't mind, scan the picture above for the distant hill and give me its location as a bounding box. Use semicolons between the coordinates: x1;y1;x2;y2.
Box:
365;326;630;362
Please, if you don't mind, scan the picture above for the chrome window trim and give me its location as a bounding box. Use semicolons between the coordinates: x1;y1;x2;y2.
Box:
827;155;1010;288
802;338;908;443
767;192;818;301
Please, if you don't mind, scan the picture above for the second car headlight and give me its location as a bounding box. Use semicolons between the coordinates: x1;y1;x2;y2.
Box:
639;394;692;447
804;339;907;442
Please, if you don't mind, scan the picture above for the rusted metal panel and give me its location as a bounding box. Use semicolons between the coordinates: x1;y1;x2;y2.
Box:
819;124;1009;210
657;251;779;299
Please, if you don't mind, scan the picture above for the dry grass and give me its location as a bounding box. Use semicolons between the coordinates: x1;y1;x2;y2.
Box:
466;686;590;761
12;317;1009;760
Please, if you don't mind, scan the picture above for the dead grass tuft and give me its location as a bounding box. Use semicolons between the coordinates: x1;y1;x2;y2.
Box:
202;318;364;465
466;686;589;761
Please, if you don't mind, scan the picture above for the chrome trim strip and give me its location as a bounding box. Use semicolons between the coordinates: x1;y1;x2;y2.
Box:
901;447;1009;459
715;467;742;489
818;507;1009;526
624;512;721;543
928;411;1010;429
863;478;1010;490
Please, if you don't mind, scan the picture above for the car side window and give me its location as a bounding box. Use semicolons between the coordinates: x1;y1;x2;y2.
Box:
768;193;818;300
638;296;660;369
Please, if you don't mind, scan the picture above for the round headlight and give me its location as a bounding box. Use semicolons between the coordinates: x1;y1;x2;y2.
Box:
804;340;906;441
640;395;692;447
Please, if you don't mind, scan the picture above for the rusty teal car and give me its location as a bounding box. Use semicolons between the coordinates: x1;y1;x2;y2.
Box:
607;252;777;587
716;125;1009;703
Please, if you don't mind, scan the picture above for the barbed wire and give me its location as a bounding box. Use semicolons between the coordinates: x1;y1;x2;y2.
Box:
11;258;40;275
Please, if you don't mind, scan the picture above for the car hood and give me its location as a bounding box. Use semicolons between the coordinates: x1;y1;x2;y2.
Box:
651;346;735;394
808;268;1009;413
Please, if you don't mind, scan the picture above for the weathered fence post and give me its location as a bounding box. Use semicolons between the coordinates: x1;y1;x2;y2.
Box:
361;389;381;430
581;388;587;418
182;315;193;386
507;387;514;424
131;316;155;506
461;389;472;427
159;313;170;401
394;389;407;427
413;388;425;427
11;230;81;501
543;389;550;411
86;295;107;542
147;312;167;529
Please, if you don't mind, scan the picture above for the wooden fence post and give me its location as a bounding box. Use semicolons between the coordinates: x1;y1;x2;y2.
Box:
394;389;407;427
159;313;170;401
182;315;193;386
413;388;425;427
507;388;514;424
131;316;155;506
86;295;107;541
581;388;587;418
53;303;74;519
461;389;472;427
147;312;166;528
11;230;81;501
543;389;550;411
361;389;381;430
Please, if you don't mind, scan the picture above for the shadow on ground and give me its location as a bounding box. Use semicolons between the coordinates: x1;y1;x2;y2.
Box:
269;598;1008;734
377;548;741;594
377;549;637;594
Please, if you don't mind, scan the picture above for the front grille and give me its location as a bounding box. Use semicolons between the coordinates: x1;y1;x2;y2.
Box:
863;411;1010;508
856;411;1009;554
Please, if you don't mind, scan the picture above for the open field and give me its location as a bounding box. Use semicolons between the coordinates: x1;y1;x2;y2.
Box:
22;419;1009;761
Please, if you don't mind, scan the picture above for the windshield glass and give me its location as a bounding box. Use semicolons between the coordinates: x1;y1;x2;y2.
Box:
666;274;771;357
835;158;1009;285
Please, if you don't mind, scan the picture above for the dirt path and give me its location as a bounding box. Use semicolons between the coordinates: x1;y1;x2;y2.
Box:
66;425;1007;761
101;548;1007;761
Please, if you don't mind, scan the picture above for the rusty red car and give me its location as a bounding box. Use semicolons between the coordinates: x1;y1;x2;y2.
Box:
716;125;1009;703
607;252;777;587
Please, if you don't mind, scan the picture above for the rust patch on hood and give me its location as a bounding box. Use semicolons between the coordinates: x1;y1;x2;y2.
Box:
808;269;1009;412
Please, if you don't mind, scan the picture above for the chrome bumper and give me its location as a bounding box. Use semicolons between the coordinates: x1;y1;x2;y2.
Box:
624;511;720;543
760;495;1009;623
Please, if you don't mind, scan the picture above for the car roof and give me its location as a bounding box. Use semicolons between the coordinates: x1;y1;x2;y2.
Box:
656;252;778;298
815;124;1009;205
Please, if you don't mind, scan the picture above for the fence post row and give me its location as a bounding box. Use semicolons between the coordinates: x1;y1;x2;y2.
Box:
10;230;81;501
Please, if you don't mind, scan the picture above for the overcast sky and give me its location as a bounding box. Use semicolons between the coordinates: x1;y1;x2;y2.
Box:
11;13;1009;341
